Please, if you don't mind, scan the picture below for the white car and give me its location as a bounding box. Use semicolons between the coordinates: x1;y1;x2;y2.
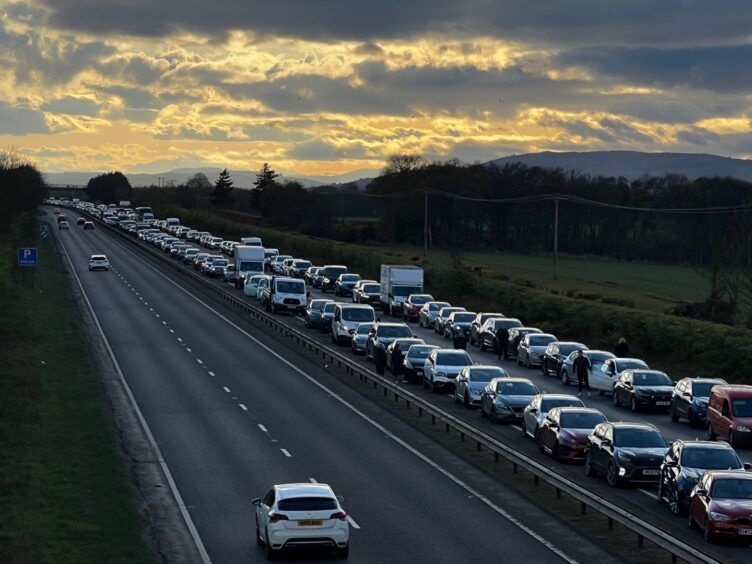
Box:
423;348;474;394
590;357;649;394
88;254;110;271
253;483;349;559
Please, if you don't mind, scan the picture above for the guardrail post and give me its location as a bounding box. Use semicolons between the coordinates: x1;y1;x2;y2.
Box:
556;488;561;499
608;518;613;531
445;423;450;433
637;535;644;550
418;407;422;417
494;452;499;463
476;441;481;452
431;415;436;425
533;475;539;486
580;502;586;515
460;432;465;442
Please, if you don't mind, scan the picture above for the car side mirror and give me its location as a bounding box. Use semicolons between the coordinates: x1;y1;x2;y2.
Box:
696;489;708;497
682;392;691;398
549;422;558;429
625;382;633;389
744;463;752;471
529;408;538;414
601;439;612;447
252;498;261;506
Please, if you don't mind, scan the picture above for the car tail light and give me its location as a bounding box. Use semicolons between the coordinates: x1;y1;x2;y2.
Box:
329;511;347;521
269;512;289;522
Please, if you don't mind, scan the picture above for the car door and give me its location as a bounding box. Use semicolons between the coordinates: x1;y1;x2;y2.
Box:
661;442;681;495
674;380;689;417
523;396;540;437
588;424;606;471
538;411;554;451
257;488;275;538
595;359;616;392
599;425;615;470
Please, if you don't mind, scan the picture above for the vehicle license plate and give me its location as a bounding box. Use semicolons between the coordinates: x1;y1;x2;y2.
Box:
298;520;323;527
740;529;752;536
656;401;670;406
643;469;659;476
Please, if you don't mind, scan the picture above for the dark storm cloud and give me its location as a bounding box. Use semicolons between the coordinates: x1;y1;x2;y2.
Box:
39;0;752;47
558;44;752;93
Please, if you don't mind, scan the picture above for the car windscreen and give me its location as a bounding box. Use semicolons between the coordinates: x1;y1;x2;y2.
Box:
393;339;421;349
681;447;740;469
309;300;327;309
497;381;538;395
407;346;434;358
633;372;672;386
323;267;347;278
323;303;337;313
493;319;522;329
468;368;504;382
212;260;229;267
614;428;668;448
560;412;607;429
711;479;752;499
541;398;582;411
363;284;380;293
356;324;374;334
529;335;556;346
239;260;264;271
294;261;311;268
410;295;432;305
453;313;475;323
586;352;612;367
559;344;584;356
692;382;720;397
436;352;472;366
377;325;412;338
277;281;305;294
440;308;463;317
429;302;450;311
342;308;375;322
733;399;752;417
393;285;422;297
341;274;359;282
617;360;648;371
277;497;338;511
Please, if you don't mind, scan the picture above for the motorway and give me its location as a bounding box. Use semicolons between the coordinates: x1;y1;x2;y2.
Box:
48;209;620;563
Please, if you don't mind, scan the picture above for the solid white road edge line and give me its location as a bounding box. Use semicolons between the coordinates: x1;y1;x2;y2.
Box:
346;516;361;529
258;424;268;432
239;404;248;411
109;236;578;564
638;488;659;500
56;232;212;564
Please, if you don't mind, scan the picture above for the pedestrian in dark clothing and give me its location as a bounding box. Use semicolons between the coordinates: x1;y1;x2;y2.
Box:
496;326;509;360
572;350;592;397
374;345;386;375
614;338;631;358
391;343;405;380
453;330;467;350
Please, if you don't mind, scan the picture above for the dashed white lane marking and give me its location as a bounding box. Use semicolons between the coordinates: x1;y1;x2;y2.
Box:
637;488;659;500
155;314;160;318
177;337;183;342
196;359;203;365
208;371;216;377
149;308;154;311
169;329;174;333
222;386;231;393
258;424;268;432
346;516;361;529
186;347;192;352
309;477;317;483
162;321;167;325
281;448;292;458
511;425;522;431
239;404;248;411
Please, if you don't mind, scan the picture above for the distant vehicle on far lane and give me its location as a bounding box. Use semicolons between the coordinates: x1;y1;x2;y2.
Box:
88;254;110;271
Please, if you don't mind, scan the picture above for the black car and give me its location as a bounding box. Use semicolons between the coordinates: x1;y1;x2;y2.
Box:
320;265;348;293
585;422;669;487
478;318;523;352
658;440;748;516
318;302;337;333
613;370;674;412
541;341;587;377
670;377;727;426
470;313;503;346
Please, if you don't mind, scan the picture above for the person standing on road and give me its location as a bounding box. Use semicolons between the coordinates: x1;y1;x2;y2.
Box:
496;325;509;360
391;343;405;381
614;337;631;358
374;344;386;375
453;329;467;350
573;350;592;397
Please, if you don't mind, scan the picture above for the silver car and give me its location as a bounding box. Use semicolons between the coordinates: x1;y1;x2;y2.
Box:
434;306;466;335
517;333;557;368
521;393;584;439
480;378;540;424
423;348;474;394
454;365;509;407
560;350;616;386
351;322;374;354
418;301;450;328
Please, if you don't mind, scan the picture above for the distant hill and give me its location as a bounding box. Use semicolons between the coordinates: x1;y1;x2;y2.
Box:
487;151;752;181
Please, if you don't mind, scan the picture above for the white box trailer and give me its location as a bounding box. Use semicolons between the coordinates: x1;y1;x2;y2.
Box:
234;245;266;288
380;265;424;316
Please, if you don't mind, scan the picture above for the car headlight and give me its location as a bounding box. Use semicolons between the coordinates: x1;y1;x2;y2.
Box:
737;425;751;432
709;512;734;522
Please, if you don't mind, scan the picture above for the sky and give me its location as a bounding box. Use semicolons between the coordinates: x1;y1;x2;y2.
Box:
1;0;751;176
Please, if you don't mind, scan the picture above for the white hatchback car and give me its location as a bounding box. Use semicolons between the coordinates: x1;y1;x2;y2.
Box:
88;254;110;271
253;483;349;559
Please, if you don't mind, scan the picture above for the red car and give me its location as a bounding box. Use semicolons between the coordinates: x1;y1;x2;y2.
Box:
401;294;434;322
537;407;607;461
688;470;752;543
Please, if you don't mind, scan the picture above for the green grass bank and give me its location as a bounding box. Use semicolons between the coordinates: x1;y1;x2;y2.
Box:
0;215;149;563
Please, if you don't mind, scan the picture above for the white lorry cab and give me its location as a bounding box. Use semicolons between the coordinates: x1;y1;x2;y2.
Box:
233;245;266;288
240;236;263;246
380;265;424;317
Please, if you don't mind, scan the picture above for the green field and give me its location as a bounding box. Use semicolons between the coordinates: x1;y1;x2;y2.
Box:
0;225;149;563
381;245;710;312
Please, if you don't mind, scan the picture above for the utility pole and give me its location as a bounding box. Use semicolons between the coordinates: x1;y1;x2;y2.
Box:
553;197;559;280
424;191;429;256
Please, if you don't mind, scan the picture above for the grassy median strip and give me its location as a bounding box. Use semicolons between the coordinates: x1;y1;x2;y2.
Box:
0;229;149;563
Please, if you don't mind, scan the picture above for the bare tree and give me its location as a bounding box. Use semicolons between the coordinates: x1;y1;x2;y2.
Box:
381;154;425;175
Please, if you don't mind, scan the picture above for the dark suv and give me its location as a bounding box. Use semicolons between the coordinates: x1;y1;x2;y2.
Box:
541;341;587;378
670;377;726;427
320;265;348;293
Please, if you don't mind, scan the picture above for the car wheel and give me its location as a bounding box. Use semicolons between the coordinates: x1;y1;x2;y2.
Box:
454;390;461;404
561;371;570;385
541;362;547;376
630;396;639;412
703;517;715;544
489;407;498;424
585;452;596;477
729;429;736;448
429;378;438;394
331;331;337;344
613;392;621;407
668;484;684;516
606;462;621;487
525;355;532;369
463;392;470;408
256;519;263;546
336;544;349;559
688;510;698;530
479;338;486;352
707;423;717;441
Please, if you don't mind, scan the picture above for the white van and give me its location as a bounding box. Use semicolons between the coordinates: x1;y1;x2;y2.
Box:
331;304;376;345
261;276;307;314
240;236;263;246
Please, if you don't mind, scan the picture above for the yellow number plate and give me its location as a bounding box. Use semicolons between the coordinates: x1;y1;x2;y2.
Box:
297;519;323;527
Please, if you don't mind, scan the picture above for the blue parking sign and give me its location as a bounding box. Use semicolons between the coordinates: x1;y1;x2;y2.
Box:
18;247;38;267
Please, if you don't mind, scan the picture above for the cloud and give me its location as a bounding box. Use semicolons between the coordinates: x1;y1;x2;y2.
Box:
0;103;49;134
41;96;100;116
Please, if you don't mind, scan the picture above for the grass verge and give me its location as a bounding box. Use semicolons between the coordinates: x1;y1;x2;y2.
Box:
0;219;150;563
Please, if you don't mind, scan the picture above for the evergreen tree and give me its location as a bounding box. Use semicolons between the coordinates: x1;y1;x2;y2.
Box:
252;163;279;210
212;168;234;207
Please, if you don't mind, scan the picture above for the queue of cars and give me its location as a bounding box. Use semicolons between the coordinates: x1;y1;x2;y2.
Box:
73;201;752;547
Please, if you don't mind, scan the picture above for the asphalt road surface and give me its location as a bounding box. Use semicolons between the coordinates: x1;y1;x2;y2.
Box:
49;211;618;563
